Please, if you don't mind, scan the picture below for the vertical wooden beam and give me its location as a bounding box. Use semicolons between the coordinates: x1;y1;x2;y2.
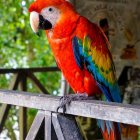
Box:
45;111;52;140
52;113;83;140
0;74;20;133
60;74;70;96
19;73;27;140
19;107;27;140
52;113;65;140
0;104;11;132
25;111;45;140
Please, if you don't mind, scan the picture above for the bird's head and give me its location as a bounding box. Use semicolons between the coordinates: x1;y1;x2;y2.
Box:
29;0;77;36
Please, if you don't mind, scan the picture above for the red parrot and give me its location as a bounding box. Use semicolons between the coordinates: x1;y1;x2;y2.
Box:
29;0;122;139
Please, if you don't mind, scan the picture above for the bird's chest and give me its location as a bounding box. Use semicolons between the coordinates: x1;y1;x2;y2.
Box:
48;37;100;95
49;38;85;88
50;38;80;73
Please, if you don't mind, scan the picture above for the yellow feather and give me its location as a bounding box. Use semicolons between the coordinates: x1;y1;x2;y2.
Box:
91;48;97;60
98;54;104;68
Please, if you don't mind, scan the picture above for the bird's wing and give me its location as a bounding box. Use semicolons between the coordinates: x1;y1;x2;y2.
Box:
72;24;121;102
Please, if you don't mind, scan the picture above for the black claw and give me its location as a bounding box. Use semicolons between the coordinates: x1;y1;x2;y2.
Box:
56;104;66;114
56;106;60;112
56;93;93;113
63;106;66;114
56;96;67;113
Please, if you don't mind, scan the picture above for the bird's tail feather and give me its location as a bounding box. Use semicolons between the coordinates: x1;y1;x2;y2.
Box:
97;120;121;140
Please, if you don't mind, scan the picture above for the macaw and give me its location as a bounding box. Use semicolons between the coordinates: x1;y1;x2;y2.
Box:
29;0;122;139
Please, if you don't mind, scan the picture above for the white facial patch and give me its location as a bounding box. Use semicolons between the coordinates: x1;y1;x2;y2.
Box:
41;6;60;28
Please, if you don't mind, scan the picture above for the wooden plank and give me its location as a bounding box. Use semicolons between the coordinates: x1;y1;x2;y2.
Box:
35;118;45;140
0;104;11;133
27;72;50;94
19;107;27;140
52;113;83;140
19;75;27;140
0;67;59;74
0;90;140;126
25;111;45;140
45;111;52;140
52;113;65;140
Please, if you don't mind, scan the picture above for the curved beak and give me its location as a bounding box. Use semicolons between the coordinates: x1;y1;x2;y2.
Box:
30;11;52;35
30;11;39;34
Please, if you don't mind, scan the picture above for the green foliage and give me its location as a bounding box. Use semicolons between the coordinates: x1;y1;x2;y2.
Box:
0;0;61;139
4;106;18;140
0;0;61;92
0;0;53;66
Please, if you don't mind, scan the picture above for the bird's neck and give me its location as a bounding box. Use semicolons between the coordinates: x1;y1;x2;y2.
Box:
46;13;80;39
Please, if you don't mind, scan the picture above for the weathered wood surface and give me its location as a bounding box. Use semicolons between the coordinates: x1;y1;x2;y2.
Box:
25;111;45;140
0;74;20;133
53;113;83;140
26;111;83;140
0;90;140;126
0;104;11;132
19;73;27;140
0;67;57;134
45;111;52;140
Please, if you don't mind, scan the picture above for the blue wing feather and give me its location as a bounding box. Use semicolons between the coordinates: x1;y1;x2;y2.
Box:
72;36;121;103
72;35;121;138
72;37;84;69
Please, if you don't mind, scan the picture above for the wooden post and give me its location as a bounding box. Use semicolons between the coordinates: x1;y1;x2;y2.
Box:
26;112;83;140
45;111;52;140
52;113;83;140
0;90;140;126
52;113;65;140
0;104;11;133
0;74;20;133
25;111;45;140
19;73;27;140
60;74;70;96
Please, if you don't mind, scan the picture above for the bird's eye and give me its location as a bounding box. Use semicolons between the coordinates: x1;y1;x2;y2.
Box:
48;8;53;12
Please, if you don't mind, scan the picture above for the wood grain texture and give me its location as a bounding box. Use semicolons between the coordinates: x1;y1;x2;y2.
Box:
56;114;83;140
25;111;45;140
52;113;65;140
0;74;20;133
0;90;140;126
45;111;52;140
19;74;27;140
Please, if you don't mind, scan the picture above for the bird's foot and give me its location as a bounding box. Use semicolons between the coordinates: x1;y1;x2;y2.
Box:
57;93;94;113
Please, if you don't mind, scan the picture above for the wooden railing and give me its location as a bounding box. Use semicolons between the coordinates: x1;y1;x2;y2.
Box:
0;90;140;140
0;67;140;140
0;67;59;140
